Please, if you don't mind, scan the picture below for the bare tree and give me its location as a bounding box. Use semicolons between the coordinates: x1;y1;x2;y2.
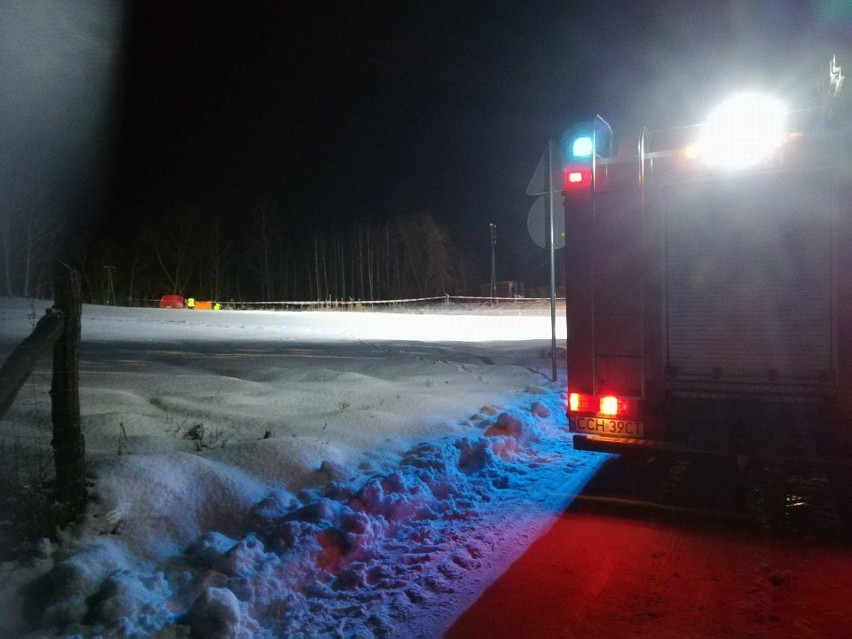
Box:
396;212;456;297
197;219;231;301
366;225;374;300
148;208;202;295
127;238;149;305
243;197;281;301
0;195;63;298
0;207;14;296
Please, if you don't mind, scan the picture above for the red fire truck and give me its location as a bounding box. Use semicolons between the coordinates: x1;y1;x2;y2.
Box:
564;61;852;457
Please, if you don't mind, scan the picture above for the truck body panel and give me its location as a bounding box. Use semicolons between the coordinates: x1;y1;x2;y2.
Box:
565;121;852;453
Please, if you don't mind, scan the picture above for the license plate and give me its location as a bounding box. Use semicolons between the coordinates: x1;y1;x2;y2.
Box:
573;416;645;439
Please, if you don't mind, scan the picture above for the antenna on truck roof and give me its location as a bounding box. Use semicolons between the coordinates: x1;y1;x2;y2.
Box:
830;55;844;97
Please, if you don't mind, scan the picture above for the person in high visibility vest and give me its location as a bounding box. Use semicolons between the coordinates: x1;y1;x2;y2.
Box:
213;302;221;310
187;297;196;309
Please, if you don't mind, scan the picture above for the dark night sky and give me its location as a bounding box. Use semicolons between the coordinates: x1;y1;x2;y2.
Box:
106;1;851;243
3;1;852;279
111;0;585;244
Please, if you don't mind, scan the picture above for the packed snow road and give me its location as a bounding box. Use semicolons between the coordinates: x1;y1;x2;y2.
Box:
0;299;606;638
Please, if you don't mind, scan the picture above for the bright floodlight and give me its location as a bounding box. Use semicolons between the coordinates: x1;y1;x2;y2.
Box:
697;93;786;169
572;136;594;158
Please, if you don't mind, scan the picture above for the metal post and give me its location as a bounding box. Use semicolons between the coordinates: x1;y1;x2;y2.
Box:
104;265;116;305
489;222;497;300
547;139;558;382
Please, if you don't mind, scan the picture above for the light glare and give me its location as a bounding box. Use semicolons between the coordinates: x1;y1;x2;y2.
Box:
600;396;618;416
684;143;700;160
572;136;593;158
697;93;787;169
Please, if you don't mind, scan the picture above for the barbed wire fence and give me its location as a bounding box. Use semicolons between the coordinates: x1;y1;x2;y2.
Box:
130;294;566;310
0;268;84;559
0;297;57;559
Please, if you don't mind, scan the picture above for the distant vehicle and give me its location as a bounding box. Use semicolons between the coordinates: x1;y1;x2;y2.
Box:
563;60;852;458
159;294;186;309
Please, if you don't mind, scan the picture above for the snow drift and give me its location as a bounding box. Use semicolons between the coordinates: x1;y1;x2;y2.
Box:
0;300;604;638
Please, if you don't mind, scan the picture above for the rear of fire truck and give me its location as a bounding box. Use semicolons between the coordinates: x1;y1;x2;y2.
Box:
565;59;852;457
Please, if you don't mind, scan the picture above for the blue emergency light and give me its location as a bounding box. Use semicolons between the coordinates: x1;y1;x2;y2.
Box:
571;136;594;158
562;117;611;165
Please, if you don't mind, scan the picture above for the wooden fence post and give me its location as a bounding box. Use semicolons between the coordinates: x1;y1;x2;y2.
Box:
50;265;86;511
0;309;63;422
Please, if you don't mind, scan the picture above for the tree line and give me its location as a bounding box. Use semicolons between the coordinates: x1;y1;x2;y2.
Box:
1;199;477;304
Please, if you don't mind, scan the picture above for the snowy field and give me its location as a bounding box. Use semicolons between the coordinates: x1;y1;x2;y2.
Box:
0;298;606;638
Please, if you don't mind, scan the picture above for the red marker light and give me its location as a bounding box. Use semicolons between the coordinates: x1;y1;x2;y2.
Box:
563;166;591;193
599;396;619;416
569;392;580;411
568;392;593;412
599;396;631;417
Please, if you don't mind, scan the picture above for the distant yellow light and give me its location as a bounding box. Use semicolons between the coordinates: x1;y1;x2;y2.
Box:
684;143;700;160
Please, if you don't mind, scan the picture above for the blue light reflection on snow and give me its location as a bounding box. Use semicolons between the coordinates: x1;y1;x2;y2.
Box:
33;389;606;638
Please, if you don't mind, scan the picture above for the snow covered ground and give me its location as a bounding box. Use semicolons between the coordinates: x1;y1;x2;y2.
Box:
0;298;607;638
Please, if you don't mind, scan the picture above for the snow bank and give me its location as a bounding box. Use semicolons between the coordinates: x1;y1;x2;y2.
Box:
0;301;602;638
9;393;602;639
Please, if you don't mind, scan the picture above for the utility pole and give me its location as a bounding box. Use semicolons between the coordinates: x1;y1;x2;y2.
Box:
104;265;116;306
489;223;497;299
